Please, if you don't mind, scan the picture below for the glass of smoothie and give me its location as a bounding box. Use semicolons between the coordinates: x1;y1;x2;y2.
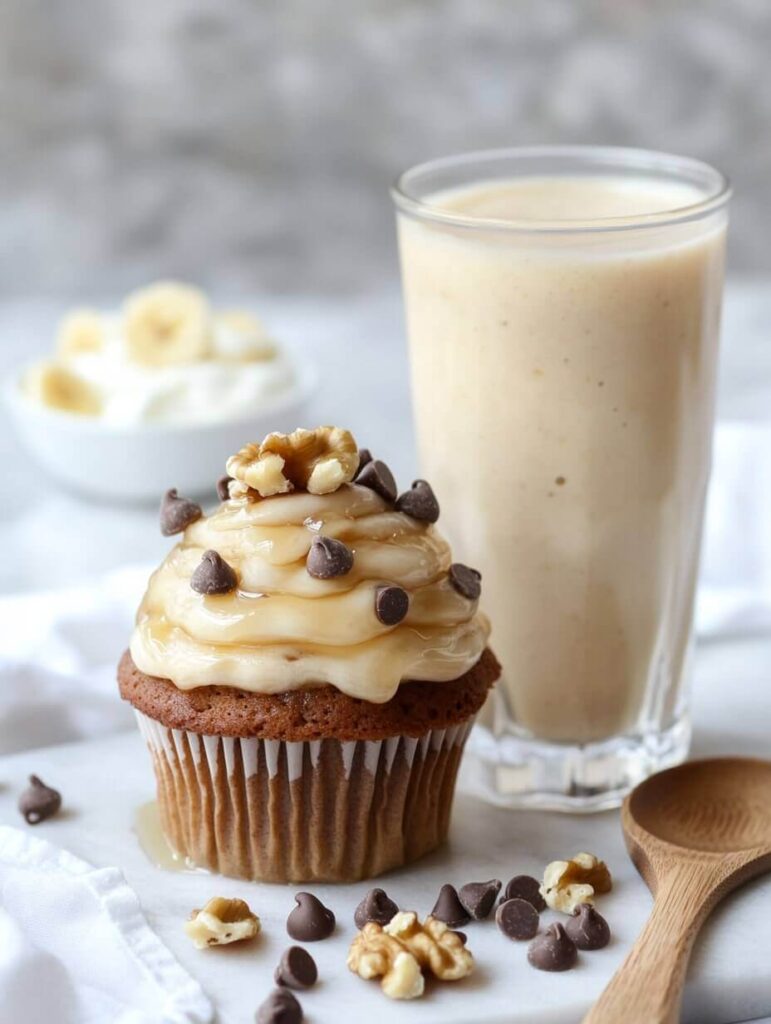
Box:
392;146;730;810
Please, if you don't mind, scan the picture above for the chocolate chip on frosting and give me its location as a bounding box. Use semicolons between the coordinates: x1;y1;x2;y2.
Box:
216;475;232;501
448;563;482;601
190;550;238;595
18;775;61;825
286;892;335;942
356;459;397;503
257;988;303;1024
429;884;470;928
564;903;611;950
502;874;547;913
354;888;399;929
458;879;501;920
160;488;202;536
496;898;539;941
396;480;440;523
274;946;318;989
527;923;578;972
375;585;409;626
355;448;373;477
306;535;354;579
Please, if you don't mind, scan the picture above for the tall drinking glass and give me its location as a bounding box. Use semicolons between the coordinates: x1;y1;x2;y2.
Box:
392;147;730;810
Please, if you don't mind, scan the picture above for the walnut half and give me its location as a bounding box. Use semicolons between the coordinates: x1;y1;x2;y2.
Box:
184;896;261;948
347;912;473;1000
540;852;613;914
226;426;359;498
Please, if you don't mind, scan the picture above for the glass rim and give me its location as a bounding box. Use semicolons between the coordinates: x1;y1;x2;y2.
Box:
391;145;731;234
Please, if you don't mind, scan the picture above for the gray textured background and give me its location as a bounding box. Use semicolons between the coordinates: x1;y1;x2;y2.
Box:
1;0;770;300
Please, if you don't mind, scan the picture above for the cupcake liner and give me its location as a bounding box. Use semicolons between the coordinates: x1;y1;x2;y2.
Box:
135;710;474;883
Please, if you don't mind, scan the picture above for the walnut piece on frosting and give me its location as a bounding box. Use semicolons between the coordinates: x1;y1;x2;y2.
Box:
226;426;359;498
348;911;473;1000
184;896;261;948
539;852;612;914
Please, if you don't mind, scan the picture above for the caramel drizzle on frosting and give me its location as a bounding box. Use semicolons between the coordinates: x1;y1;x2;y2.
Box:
131;484;489;703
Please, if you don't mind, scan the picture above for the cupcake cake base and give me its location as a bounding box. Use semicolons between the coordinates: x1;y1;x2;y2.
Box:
119;649;499;882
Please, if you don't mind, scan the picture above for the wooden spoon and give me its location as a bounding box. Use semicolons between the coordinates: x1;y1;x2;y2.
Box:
583;757;771;1024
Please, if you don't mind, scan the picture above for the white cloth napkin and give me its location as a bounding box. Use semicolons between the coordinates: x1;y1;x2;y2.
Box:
0;566;147;755
0;825;212;1024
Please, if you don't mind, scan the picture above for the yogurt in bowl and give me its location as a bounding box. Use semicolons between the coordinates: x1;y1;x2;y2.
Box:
5;282;316;501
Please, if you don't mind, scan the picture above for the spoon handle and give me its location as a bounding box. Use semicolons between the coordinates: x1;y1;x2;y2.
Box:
582;865;715;1024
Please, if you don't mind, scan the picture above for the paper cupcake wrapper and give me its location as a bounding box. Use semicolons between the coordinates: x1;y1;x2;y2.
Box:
135;711;474;883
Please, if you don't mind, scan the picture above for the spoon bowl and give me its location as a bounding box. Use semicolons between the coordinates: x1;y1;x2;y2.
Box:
584;758;771;1024
628;757;771;855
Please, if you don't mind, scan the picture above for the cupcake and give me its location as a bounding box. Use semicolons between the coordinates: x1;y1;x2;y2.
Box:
119;426;499;882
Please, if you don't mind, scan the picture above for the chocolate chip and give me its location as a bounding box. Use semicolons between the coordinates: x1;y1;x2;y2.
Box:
356;460;397;503
355;448;373;478
527;923;578;972
501;874;547;913
256;988;303;1024
448;563;482;601
496;898;539;940
430;884;470;928
354;888;399;929
18;775;61;825
564;903;611;950
306;536;354;579
374;585;409;626
455;931;468;945
458;879;501;920
274;946;318;989
396;480;440;523
286;892;335;942
216;475;232;501
190;550;238;595
160;488;203;536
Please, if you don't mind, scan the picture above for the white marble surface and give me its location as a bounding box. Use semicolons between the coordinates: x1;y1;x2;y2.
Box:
0;634;769;1024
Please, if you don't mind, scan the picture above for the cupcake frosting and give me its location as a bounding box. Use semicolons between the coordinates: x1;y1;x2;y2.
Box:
130;429;489;703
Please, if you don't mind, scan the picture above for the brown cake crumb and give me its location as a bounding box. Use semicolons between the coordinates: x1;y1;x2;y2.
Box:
117;648;499;741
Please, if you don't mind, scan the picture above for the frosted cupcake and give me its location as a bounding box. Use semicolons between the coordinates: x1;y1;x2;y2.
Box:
119;426;498;882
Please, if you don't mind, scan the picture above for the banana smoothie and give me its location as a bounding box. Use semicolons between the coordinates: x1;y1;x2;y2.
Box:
396;166;728;750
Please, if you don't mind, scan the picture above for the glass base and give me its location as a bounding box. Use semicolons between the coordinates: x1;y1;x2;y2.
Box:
459;713;691;813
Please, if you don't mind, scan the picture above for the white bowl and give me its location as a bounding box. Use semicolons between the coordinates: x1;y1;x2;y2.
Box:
4;363;317;502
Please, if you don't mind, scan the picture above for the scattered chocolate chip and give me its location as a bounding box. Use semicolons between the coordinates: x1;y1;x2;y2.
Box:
354;888;399;929
306;535;354;579
496;898;539;941
455;931;468;945
448;563;482;601
527;923;578;972
160;488;202;536
374;585;409;626
355;448;373;478
430;884;470;928
286;892;335;942
458;879;501;920
256;988;303;1024
501;874;547;913
274;946;318;990
396;480;440;523
216;475;232;501
190;550;238;595
564;903;611;950
18;775;61;825
356;460;397;503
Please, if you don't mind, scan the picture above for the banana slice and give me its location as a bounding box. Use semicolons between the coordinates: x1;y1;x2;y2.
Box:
24;361;102;416
123;282;212;367
215;309;277;362
56;308;106;358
